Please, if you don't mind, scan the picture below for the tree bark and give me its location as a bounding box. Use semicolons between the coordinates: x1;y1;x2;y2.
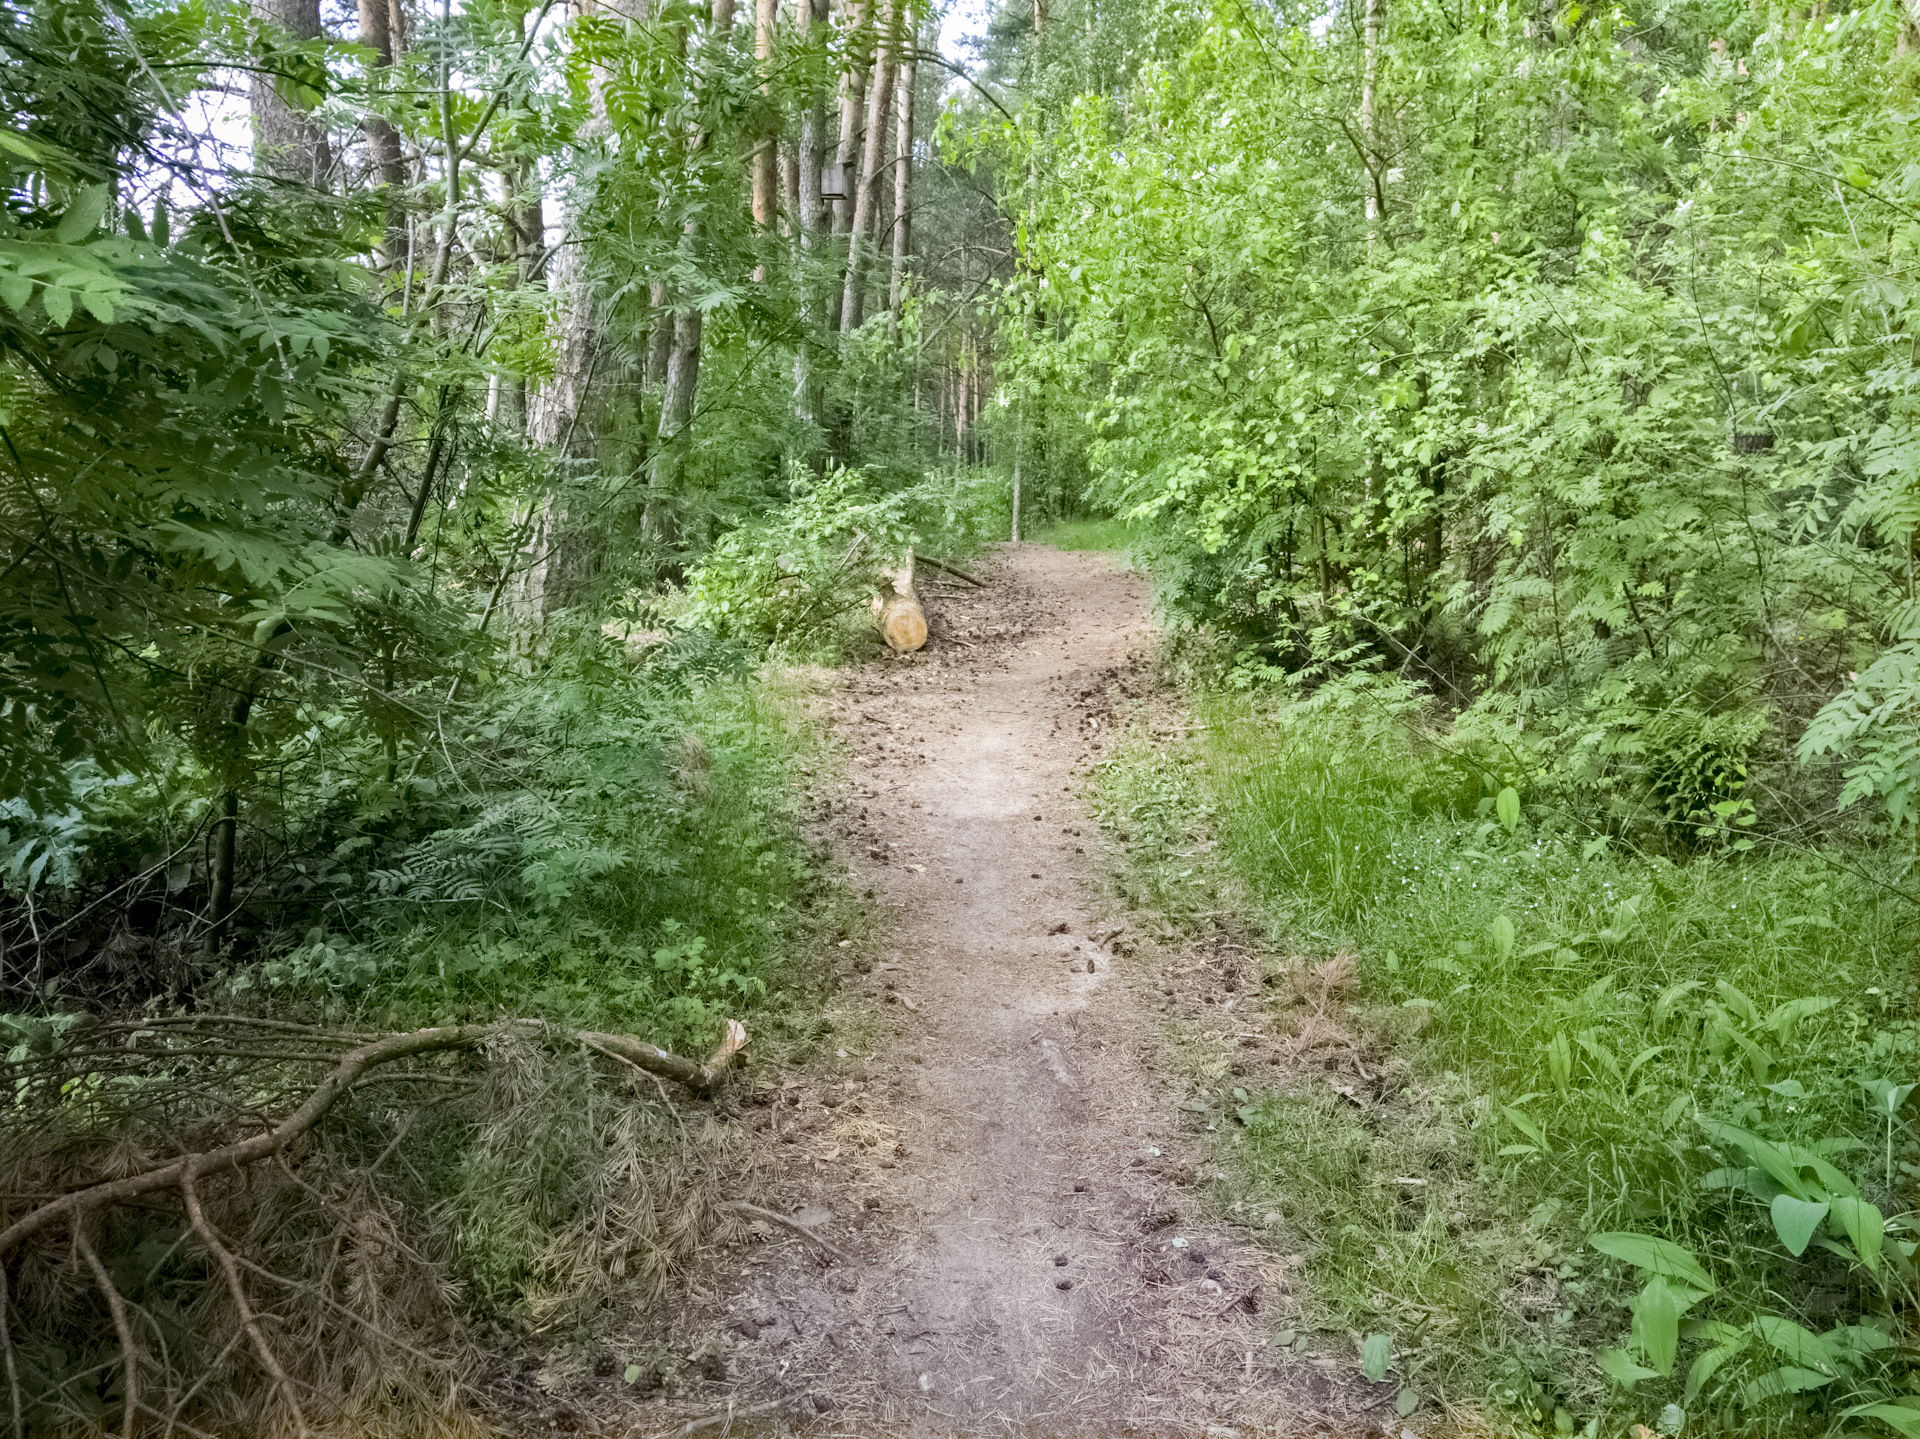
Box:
887;39;915;313
357;0;406;257
840;0;899;331
1361;0;1381;232
751;0;779;226
793;0;829;421
252;0;333;184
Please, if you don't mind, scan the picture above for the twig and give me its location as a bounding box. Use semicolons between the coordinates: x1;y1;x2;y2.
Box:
728;1202;851;1263
679;1395;796;1434
919;555;987;587
180;1161;313;1439
73;1227;138;1439
0;1266;20;1439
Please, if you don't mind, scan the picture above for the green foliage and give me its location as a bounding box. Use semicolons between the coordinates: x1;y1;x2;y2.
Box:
992;0;1920;839
1104;685;1918;1431
683;464;1002;651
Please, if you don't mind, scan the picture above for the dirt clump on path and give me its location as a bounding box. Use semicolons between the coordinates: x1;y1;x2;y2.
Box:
551;545;1381;1437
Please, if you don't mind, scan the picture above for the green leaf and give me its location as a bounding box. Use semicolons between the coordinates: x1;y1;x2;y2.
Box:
1495;785;1520;832
1598;1346;1662;1389
1764;996;1837;1042
53;184;109;244
1547;1032;1572;1096
1844;1402;1920;1439
1829;1196;1884;1272
40;283;72;328
1360;1333;1391;1382
1769;1194;1829;1256
1684;1339;1748;1405
1741;1365;1835;1405
1502;1104;1552;1153
1632;1276;1683;1375
1489;913;1515;960
1589;1233;1715;1291
1756;1315;1839;1374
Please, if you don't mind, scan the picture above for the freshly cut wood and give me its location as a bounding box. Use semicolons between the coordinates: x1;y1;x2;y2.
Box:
873;551;927;652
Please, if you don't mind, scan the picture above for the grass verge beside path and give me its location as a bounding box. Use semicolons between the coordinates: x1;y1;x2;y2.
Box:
1092;677;1919;1438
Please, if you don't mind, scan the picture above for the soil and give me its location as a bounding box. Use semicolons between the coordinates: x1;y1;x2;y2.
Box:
566;546;1381;1436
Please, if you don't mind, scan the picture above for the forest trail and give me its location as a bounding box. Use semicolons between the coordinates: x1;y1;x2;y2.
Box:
623;547;1370;1437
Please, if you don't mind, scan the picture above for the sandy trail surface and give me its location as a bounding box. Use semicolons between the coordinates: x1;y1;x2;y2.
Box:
586;545;1371;1437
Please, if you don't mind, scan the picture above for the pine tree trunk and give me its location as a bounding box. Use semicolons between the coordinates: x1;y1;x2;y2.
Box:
752;0;779;226
252;0;332;184
828;0;872;335
840;0;899;331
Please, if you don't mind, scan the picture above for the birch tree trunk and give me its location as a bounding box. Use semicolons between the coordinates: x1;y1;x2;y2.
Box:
793;0;829;420
839;0;898;332
252;0;333;184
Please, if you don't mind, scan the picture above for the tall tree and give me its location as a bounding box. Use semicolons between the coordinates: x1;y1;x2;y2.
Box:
840;0;898;330
251;0;332;183
886;28;914;314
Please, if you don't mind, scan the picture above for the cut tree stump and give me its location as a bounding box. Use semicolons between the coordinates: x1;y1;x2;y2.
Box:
873;551;927;652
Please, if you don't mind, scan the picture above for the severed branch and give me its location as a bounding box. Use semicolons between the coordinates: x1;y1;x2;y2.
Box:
0;1014;750;1434
577;1018;750;1095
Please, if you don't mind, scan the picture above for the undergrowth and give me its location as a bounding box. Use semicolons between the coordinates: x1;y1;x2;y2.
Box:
1093;675;1920;1438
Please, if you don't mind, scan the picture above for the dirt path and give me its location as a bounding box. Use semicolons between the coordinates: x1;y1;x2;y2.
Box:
595;546;1370;1437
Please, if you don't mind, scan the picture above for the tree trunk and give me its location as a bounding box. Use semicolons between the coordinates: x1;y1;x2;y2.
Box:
752;0;779;226
252;0;333;184
840;0;899;332
357;0;406;257
794;0;829;421
887;40;915;313
829;0;873;339
1009;406;1022;541
873;552;926;651
1361;0;1381;231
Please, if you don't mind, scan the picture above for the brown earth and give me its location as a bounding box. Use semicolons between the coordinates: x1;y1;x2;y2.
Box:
553;545;1383;1437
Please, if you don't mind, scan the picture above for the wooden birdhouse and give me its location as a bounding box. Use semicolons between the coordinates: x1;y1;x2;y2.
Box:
819;162;847;200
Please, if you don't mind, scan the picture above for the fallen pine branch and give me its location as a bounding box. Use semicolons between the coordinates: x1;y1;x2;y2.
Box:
0;1018;750;1262
0;1014;753;1437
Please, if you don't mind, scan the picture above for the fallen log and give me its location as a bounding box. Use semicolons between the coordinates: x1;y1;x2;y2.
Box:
872;551;927;652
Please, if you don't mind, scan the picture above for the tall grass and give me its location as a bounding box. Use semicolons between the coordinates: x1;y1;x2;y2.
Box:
1159;685;1919;1431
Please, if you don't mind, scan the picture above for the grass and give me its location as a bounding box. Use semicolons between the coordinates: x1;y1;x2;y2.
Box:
1093;679;1920;1436
1027;514;1140;553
